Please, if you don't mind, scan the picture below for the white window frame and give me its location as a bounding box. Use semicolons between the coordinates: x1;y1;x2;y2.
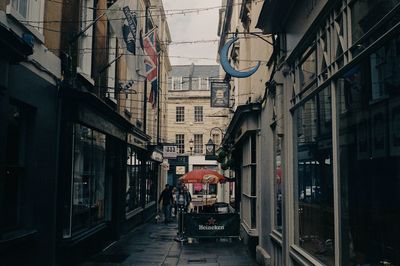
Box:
9;0;45;35
77;0;94;79
193;134;203;154
194;106;203;122
176;106;185;122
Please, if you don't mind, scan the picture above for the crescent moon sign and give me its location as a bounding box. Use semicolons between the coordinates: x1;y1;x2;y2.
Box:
220;37;260;78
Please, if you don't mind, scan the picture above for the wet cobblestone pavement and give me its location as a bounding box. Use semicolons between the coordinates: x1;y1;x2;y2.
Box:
80;220;257;266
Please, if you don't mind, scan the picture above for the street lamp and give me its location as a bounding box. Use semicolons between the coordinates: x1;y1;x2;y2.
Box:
189;138;194;155
205;138;216;160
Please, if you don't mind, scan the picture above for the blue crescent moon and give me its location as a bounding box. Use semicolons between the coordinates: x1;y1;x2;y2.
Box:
220;37;260;78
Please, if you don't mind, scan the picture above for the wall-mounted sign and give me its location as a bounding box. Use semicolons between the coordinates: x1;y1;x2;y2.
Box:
163;145;177;159
151;151;163;162
211;82;230;108
127;133;146;149
176;166;186;175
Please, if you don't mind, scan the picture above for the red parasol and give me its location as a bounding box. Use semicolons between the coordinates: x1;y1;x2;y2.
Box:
179;169;225;184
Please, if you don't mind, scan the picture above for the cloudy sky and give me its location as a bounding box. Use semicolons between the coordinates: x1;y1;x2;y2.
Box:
163;0;220;65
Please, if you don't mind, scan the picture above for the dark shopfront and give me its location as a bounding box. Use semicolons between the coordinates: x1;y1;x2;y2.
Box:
0;31;60;265
123;136;160;233
56;86;132;265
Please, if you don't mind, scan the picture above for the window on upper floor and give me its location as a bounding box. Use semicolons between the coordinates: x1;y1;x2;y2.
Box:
175;134;185;154
191;78;200;90
200;77;210;90
171;77;182;90
194;106;203;122
194;134;203;154
176;106;184;122
10;0;44;33
77;0;94;78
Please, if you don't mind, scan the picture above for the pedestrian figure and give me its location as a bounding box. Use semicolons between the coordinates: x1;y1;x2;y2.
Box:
158;184;173;224
171;187;177;218
183;186;192;213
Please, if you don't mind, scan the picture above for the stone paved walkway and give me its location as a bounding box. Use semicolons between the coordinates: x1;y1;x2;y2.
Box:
80;220;257;266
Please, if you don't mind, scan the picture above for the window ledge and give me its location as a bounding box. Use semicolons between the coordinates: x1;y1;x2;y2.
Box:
126;207;144;220
0;229;38;250
5;5;45;44
145;201;156;209
63;223;107;245
270;230;283;246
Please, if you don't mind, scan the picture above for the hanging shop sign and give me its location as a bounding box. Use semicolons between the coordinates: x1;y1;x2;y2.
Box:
151;150;163;162
220;37;260;78
184;213;240;237
176;166;186;175
127;133;146;150
163;145;178;159
210;82;230;108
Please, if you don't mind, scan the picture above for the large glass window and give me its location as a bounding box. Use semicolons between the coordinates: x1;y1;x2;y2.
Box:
126;147;142;214
71;124;106;234
351;0;400;45
145;162;157;205
176;134;185;154
242;135;257;229
194;134;203;154
1;102;29;232
274;134;283;233
176;106;184;122
295;87;334;265
337;36;400;265
299;45;317;90
194;106;203;122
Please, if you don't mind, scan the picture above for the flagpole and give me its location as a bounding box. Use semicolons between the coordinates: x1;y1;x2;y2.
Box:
157;51;161;145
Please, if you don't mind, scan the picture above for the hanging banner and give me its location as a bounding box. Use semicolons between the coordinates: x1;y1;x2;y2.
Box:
184;213;240;237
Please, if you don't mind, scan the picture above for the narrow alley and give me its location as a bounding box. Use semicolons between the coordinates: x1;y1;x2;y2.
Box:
79;220;257;266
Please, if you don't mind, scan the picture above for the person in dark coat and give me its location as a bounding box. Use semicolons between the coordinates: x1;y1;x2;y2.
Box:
158;184;173;224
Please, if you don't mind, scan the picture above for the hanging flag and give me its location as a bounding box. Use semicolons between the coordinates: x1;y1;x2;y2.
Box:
106;0;144;81
143;29;158;65
143;29;158;108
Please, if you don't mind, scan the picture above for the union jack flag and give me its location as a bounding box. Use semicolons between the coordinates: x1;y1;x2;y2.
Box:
143;29;158;108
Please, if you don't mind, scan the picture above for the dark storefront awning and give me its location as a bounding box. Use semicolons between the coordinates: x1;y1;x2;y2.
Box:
256;0;294;33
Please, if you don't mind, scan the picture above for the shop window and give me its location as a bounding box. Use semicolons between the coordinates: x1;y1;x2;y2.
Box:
126;147;142;214
295;87;334;265
67;124;106;236
194;134;203;154
299;45;317;90
351;0;400;46
175;134;184;154
337;36;400;265
242;135;257;229
1;102;29;232
145;161;157;205
274;135;283;233
176;106;184;122
194;106;203;122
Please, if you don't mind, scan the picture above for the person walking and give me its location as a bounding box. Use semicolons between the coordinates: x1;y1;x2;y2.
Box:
183;186;192;213
158;184;173;224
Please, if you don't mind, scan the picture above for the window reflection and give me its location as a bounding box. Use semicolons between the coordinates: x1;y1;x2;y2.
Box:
71;124;106;233
296;87;334;265
275;135;283;232
337;36;400;265
126;148;142;213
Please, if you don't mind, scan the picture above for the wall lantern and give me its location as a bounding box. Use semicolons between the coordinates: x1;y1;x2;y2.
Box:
205;139;217;160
